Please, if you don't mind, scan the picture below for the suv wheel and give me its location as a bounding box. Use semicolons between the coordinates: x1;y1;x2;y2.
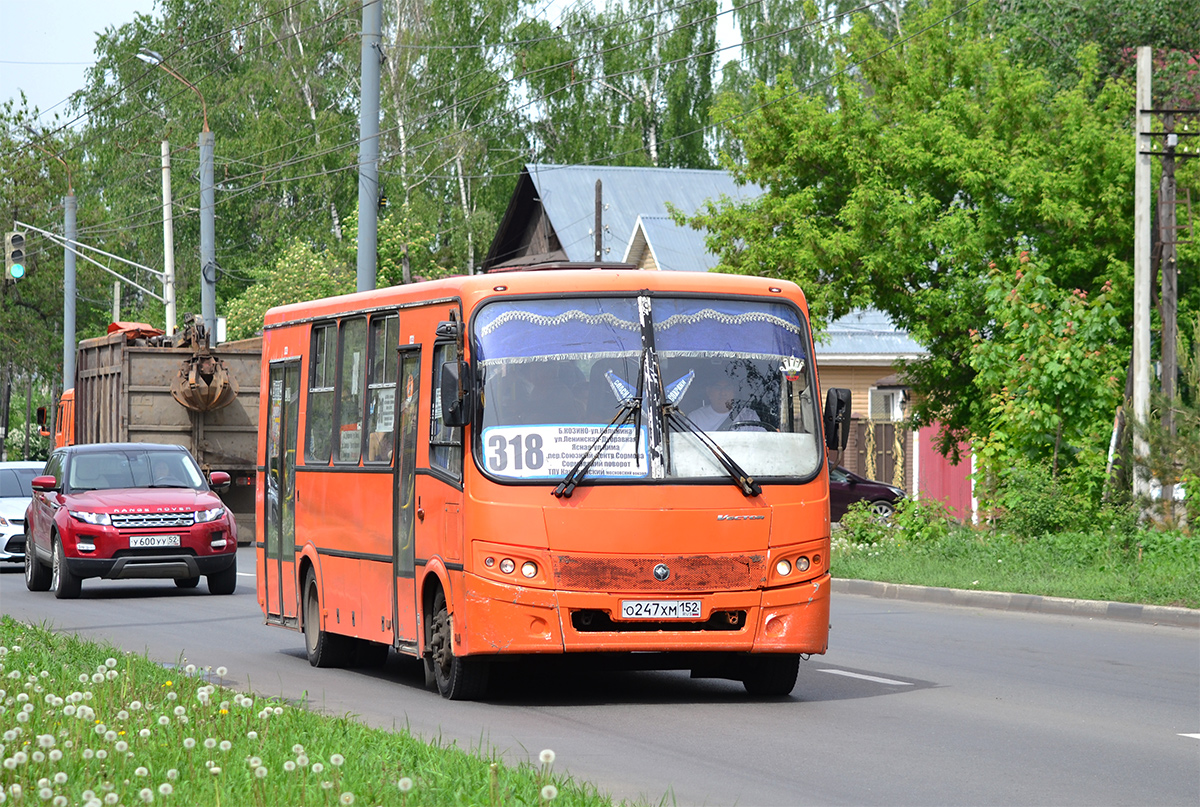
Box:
207;556;237;595
24;536;50;592
51;539;82;600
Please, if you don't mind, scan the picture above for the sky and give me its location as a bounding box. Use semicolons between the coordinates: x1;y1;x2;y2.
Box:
0;0;159;125
0;0;739;128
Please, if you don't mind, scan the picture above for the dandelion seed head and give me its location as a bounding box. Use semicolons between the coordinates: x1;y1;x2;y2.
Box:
312;762;324;774
255;766;267;779
48;750;62;762
398;777;413;793
330;753;344;767
53;772;67;785
219;740;231;752
216;667;227;677
139;729;150;739
283;761;296;772
158;783;173;796
539;749;555;765
167;770;178;781
248;756;262;768
183;738;195;749
139;786;153;803
541;784;559;801
204;738;216;749
339;793;355;805
135;766;148;777
246;730;258;740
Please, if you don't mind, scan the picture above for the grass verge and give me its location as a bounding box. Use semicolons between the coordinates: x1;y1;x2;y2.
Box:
0;616;628;807
832;500;1200;609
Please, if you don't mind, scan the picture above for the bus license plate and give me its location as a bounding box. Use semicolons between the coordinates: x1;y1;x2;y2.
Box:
620;599;701;620
130;535;181;548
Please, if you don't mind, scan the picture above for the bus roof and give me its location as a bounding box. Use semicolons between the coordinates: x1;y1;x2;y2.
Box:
262;268;807;329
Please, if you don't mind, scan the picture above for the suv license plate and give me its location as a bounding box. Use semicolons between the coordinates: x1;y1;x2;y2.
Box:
620;599;702;620
130;535;181;548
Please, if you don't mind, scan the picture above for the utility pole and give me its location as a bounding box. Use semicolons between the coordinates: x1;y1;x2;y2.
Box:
594;180;603;262
199;130;216;342
1159;113;1178;509
64;192;77;391
161;140;177;335
357;0;382;292
1132;46;1152;501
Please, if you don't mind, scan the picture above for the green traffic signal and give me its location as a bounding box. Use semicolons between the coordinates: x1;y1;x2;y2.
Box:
5;231;26;280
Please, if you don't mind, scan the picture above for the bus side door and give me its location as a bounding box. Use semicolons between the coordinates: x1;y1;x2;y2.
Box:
264;360;301;623
392;348;422;647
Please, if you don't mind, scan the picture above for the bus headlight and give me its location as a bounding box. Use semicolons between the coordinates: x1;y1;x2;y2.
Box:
499;558;515;574
795;556;811;572
775;559;792;576
521;561;538;579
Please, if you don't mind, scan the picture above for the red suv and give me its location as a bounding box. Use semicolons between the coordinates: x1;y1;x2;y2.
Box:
24;443;238;599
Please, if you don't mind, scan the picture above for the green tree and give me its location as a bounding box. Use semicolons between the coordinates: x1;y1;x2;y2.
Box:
690;0;1137;458
969;255;1124;476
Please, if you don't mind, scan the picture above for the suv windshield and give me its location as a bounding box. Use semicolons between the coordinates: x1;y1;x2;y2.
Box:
473;294;822;485
66;450;207;493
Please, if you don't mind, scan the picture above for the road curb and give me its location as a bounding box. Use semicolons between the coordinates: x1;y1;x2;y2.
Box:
832;578;1200;628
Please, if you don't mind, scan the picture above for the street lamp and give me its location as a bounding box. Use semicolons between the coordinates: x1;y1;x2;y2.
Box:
137;47;216;343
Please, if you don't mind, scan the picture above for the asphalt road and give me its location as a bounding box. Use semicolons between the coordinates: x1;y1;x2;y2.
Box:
1;547;1197;806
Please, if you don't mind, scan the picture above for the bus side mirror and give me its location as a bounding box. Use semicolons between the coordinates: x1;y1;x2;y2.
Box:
824;388;852;452
439;361;472;428
36;406;51;438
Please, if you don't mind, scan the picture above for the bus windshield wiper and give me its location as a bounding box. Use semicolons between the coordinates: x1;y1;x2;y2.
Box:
552;398;641;499
665;407;761;497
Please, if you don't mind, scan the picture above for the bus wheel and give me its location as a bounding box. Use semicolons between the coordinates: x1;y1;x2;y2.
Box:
303;572;350;668
428;589;488;700
742;654;800;697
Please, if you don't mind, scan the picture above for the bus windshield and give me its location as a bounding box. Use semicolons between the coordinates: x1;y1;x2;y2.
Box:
473;294;822;484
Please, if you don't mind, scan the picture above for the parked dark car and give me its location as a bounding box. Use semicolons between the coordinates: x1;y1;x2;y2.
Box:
24;443;237;599
829;464;905;522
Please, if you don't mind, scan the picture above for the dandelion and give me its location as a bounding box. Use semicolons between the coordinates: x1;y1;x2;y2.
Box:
321;782;334;791
216;667;227;678
115;741;128;753
255;767;267;779
541;784;559;801
139;787;153;803
283;761;296;772
539;749;555;766
183;738;196;750
54;796;68;807
82;749;94;760
96;750;108;761
166;692;177;702
312;762;324;774
105;670;118;681
219;741;231;752
105;795;118;805
292;744;304;754
31;751;44;763
166;770;178;781
296;754;309;767
330;754;344;767
184;665;196;676
204;738;216;750
117;710;129;721
130;701;142;711
139;729;150;739
173;706;185;717
158;783;173;796
209;767;222;776
49;750;62;762
398;778;413;793
53;773;67;785
39;788;53;801
273;706;283;716
248;756;262;768
339;793;355;805
246;731;258;740
157;717;169;727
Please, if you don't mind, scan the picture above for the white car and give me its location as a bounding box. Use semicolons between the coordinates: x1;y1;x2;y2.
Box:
0;461;45;562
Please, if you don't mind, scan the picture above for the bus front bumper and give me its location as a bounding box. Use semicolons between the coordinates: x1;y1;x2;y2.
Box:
457;573;830;657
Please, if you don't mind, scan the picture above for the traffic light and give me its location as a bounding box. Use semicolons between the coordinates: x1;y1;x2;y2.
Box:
5;232;26;281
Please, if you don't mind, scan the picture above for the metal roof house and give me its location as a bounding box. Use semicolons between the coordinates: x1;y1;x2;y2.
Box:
482;163;763;271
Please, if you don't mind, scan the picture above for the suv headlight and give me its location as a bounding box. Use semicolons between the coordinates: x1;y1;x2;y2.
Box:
70;510;112;526
194;507;225;524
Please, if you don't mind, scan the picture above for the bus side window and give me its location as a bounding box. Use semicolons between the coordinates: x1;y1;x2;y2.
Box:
336;317;368;464
430;343;462;478
366;314;398;464
305;323;336;463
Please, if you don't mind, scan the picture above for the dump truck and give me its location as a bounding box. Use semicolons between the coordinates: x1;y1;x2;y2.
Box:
39;320;260;542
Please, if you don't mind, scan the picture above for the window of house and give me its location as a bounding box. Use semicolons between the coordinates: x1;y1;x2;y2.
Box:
868;388;905;421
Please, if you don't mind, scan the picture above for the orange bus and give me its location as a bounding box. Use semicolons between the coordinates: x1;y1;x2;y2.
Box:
256;265;851;699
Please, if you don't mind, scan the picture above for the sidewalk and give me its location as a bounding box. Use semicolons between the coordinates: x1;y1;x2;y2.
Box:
832;578;1200;628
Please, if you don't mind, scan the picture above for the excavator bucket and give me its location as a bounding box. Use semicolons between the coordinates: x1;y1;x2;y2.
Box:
171;353;240;412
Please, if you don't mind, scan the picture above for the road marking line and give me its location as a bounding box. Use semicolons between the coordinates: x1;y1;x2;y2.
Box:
1180;734;1200;740
819;669;913;686
237;573;256;578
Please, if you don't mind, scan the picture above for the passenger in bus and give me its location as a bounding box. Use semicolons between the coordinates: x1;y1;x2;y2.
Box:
687;373;764;431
